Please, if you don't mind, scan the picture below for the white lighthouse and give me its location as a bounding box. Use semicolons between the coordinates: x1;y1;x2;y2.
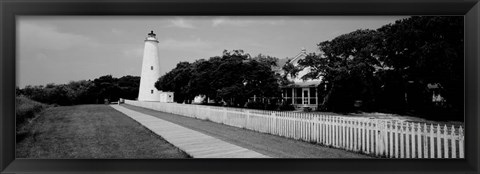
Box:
138;31;161;101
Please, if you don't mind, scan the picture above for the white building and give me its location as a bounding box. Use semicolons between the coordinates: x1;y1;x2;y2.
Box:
159;92;174;103
138;31;161;101
277;48;322;110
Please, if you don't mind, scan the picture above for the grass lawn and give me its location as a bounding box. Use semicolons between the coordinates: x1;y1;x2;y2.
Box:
16;104;190;158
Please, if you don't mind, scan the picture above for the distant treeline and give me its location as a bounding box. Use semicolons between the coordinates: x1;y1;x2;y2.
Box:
16;75;140;105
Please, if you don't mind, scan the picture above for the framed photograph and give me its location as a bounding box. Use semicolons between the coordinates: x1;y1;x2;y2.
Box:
1;0;479;173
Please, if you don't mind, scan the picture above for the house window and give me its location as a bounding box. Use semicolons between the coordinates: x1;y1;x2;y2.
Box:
151;90;153;94
296;88;302;104
310;87;316;97
151;66;153;70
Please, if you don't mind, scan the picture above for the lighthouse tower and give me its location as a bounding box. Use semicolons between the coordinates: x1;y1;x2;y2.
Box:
138;31;161;101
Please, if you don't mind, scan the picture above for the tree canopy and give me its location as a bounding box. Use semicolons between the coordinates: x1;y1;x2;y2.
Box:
155;50;282;108
296;16;463;120
297;29;381;112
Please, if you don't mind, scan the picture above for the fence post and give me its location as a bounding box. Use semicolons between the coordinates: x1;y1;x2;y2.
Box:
411;123;416;158
308;115;312;143
405;123;410;158
356;120;361;151
357;120;361;151
372;120;376;155
304;114;307;141
335;117;339;148
375;120;380;156
292;113;296;140
443;125;449;158
366;120;370;154
436;124;441;158
363;120;367;153
326;116;330;145
416;123;422;158
399;122;404;158
394;121;399;158
280;113;283;137
347;119;350;151
451;125;456;158
382;121;388;157
331;116;334;146
352;119;356;151
272;112;277;135
423;123;428;158
389;121;393;158
459;126;464;158
312;115;315;143
315;116;320;143
350;119;354;150
358;120;361;151
333;116;337;147
342;118;345;149
429;124;434;158
336;117;340;147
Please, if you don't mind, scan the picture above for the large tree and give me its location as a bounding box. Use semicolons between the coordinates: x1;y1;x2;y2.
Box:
155;62;193;103
298;29;382;112
186;57;222;102
377;16;464;117
155;50;281;108
296;16;463;119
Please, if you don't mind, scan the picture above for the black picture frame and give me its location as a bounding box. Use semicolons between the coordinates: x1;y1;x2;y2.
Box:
1;0;479;173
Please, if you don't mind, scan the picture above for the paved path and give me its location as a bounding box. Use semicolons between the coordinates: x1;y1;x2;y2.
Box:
111;105;269;158
120;104;371;158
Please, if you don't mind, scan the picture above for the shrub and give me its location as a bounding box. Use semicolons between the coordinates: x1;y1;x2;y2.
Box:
303;107;312;112
245;101;279;110
245;101;264;110
16;96;48;132
279;103;295;111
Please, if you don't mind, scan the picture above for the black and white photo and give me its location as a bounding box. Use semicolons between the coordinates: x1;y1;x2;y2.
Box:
15;16;465;159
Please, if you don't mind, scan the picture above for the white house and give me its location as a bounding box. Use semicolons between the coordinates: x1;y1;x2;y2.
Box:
277;48;322;110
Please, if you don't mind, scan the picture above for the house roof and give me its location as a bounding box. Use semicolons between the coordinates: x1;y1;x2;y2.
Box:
289;48;308;66
271;48;307;72
272;48;323;88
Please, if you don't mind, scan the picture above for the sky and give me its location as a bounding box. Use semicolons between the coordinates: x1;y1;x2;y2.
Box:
16;16;407;88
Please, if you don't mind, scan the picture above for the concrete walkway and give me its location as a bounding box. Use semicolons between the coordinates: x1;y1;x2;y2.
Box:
110;105;269;158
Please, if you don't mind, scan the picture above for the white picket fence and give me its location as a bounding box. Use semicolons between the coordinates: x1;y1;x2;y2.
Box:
124;100;465;158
